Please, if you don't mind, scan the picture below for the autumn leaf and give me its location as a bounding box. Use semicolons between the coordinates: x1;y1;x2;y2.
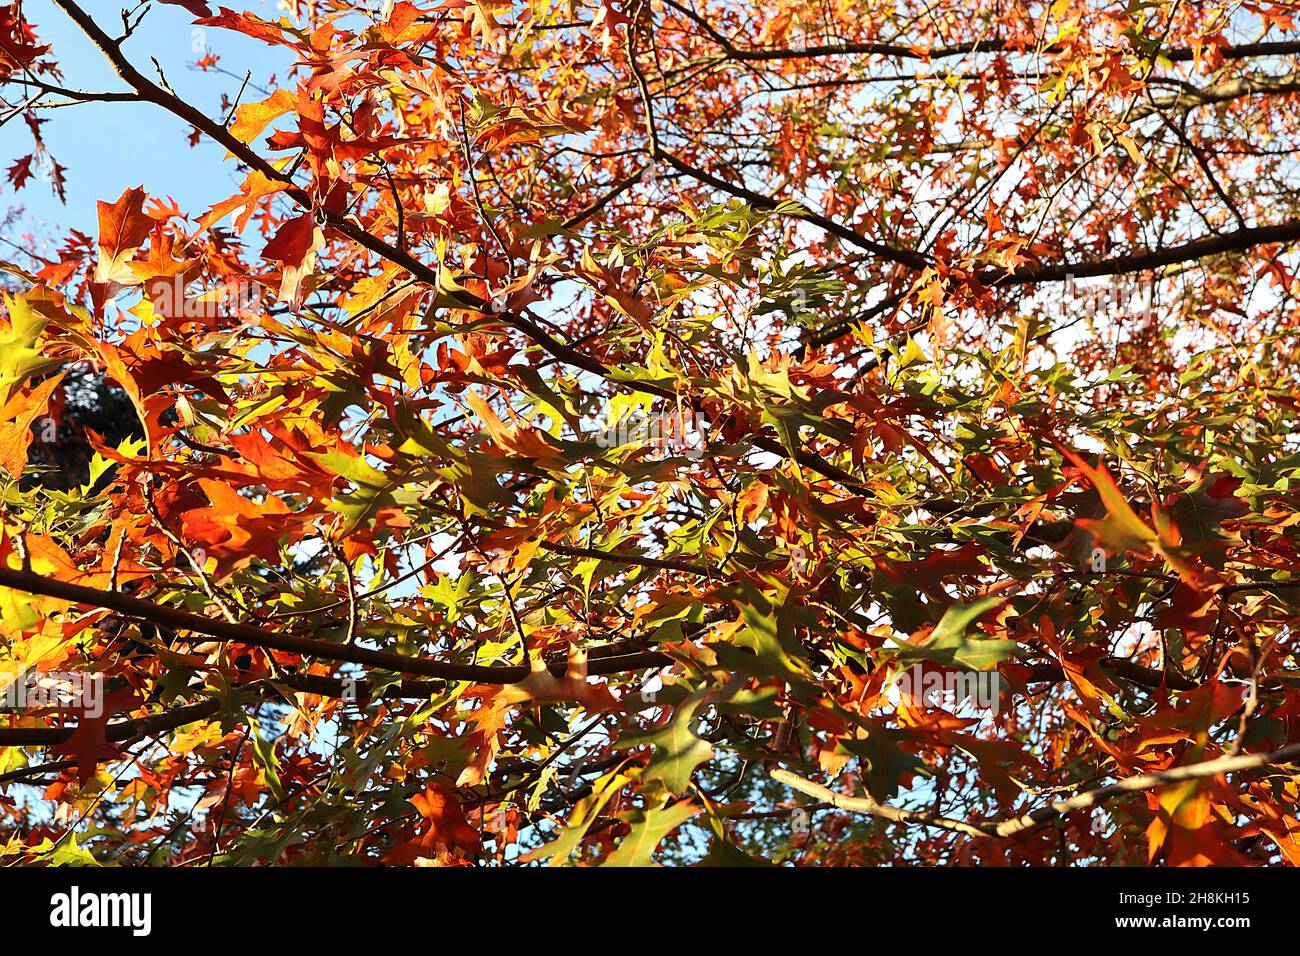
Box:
262;212;324;305
616;693;714;795
1064;451;1158;554
227;88;296;147
0;371;64;477
0;293;59;409
49;688;142;785
497;644;623;711
408;783;482;856
94;186;154;286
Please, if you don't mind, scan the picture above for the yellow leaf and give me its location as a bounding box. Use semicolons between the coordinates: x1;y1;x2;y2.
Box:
1118;134;1145;165
227;89;296;146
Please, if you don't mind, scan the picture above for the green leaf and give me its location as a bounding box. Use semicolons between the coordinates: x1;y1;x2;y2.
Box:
0;293;59;408
602;801;701;867
619;694;715;795
29;832;102;867
524;767;633;866
248;716;285;801
839;724;930;801
893;596;1019;671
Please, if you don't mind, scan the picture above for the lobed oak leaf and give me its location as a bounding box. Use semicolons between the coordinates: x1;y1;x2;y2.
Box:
199;169;288;232
498;644;623;711
227;88;296;146
0;371;63;478
194;8;298;47
616;694;714;796
49;688;142;785
6;154;33;190
94;186;155;286
382;784;481;864
602;801;701;867
463;390;565;465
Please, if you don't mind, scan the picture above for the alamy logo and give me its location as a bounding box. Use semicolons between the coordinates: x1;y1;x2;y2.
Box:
145;275;264;319
888;664;1001;713
97;276;264;322
1;672;102;719
1061;273;1154;322
594;408;708;459
49;887;151;936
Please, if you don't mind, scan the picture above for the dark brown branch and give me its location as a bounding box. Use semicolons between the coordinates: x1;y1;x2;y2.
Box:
662;5;1300;67
1023;656;1197;691
982;217;1300;285
0;568;671;684
539;541;711;576
1130;69;1300;120
0;698;221;747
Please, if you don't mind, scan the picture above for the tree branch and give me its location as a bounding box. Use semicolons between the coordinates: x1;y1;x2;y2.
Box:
662;4;1300;67
0;698;221;747
772;738;1300;839
0;567;672;684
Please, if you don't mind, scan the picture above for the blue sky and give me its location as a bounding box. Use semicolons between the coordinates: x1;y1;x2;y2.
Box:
2;1;292;251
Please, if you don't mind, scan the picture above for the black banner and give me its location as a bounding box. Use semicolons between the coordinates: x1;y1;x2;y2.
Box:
0;866;1287;941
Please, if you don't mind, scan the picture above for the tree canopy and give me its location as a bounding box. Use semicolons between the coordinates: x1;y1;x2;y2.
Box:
1;0;1300;866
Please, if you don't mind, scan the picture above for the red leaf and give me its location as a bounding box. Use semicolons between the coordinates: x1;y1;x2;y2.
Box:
49;689;142;785
156;0;213;16
262;212;324;304
6;154;33;189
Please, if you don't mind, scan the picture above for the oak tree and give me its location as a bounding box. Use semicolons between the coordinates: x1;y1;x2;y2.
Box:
1;0;1299;866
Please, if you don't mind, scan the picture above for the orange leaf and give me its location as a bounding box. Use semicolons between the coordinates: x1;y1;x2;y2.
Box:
1064;451;1157;553
498;644;623;711
262;212;324;305
94;186;154;286
0;372;62;478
